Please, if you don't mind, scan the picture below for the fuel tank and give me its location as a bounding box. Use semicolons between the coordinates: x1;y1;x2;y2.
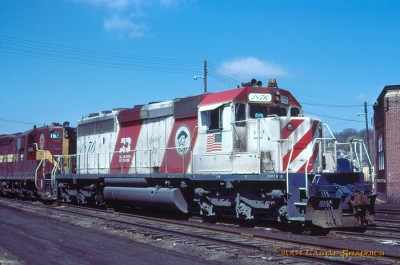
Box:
103;186;188;213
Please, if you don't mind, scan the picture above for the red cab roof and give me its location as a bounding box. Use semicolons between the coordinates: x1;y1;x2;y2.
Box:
198;86;301;107
198;87;248;106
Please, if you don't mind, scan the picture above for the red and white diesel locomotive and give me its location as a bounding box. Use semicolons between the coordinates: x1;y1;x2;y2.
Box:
0;79;375;231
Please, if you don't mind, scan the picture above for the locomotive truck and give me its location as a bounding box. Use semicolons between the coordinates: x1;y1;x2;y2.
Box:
0;79;375;232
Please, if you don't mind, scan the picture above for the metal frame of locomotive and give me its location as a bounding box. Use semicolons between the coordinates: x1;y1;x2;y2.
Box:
0;122;75;200
54;79;375;230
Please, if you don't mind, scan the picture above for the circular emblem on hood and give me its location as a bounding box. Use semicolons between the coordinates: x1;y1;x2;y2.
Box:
175;125;191;156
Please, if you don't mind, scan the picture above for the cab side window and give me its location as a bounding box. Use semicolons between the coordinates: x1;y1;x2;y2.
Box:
201;106;224;131
235;103;246;121
234;103;246;127
209;107;223;130
290;107;300;117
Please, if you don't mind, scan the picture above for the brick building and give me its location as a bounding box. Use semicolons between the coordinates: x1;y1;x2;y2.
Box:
373;85;400;203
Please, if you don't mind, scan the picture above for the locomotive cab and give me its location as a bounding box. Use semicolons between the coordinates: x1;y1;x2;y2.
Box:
195;79;314;175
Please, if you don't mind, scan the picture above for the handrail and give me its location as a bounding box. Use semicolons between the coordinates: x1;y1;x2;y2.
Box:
53;154;79;174
304;136;336;197
275;139;294;198
34;158;45;188
51;156;63;188
323;123;336;140
230;122;245;151
304;134;372;197
336;139;371;173
351;139;372;172
361;140;374;192
361;142;372;170
231;117;293;183
53;145;197;176
189;126;199;176
33;143;45;189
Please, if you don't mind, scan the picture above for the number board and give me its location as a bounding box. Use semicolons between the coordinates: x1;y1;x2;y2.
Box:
248;93;272;102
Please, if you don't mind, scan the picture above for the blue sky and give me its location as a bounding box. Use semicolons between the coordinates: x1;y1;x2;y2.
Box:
0;0;399;134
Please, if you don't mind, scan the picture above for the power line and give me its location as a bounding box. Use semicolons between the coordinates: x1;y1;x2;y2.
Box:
0;35;203;74
0;35;200;65
0;35;372;125
302;102;363;108
0;118;38;126
208;62;246;85
306;112;364;123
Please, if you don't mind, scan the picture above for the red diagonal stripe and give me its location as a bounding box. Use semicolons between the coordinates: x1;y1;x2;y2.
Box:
298;142;320;173
282;119;305;139
282;120;319;171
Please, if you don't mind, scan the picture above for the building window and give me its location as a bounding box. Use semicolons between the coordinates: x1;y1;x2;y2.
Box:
378;134;385;170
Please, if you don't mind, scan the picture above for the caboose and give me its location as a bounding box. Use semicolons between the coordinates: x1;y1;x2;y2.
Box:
55;79;375;231
0;122;75;200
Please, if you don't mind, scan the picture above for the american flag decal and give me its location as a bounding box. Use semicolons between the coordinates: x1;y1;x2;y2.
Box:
206;133;222;152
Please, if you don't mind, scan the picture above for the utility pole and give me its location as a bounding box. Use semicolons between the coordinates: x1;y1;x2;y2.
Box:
194;60;208;94
364;102;371;157
360;101;373;179
358;102;373;180
203;59;207;94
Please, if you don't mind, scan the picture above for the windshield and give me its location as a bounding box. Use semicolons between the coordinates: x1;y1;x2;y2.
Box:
249;105;287;118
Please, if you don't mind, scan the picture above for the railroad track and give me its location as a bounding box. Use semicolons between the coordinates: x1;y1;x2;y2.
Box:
376;209;400;216
375;208;400;223
331;215;400;252
1;198;399;265
334;227;400;243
